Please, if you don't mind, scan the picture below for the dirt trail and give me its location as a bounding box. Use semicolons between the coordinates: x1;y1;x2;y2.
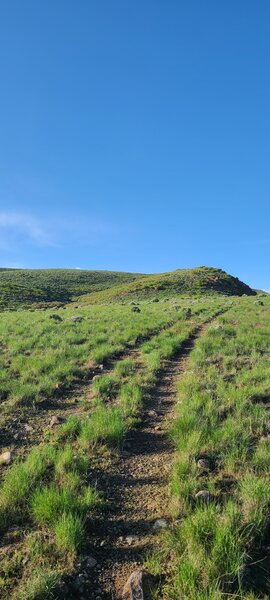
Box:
85;321;212;599
0;319;178;463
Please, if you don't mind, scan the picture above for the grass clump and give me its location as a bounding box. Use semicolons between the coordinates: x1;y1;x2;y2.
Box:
79;405;125;446
54;512;85;553
12;569;60;600
58;415;81;440
91;374;119;400
0;446;56;532
31;485;80;526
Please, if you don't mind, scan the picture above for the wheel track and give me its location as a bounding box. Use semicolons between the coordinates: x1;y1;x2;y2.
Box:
79;314;226;599
0;316;184;464
0;309;228;598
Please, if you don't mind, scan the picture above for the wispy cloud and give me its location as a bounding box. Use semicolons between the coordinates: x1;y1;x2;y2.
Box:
0;211;54;246
0;210;119;260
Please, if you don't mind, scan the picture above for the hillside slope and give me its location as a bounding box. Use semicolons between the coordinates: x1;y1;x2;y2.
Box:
0;269;143;309
0;266;255;309
79;266;256;304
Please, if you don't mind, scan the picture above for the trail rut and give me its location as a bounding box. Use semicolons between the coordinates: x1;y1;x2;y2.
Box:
0;319;178;463
83;320;213;599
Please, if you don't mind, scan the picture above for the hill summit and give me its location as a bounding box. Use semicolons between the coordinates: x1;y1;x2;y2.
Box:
0;266;255;309
80;266;256;304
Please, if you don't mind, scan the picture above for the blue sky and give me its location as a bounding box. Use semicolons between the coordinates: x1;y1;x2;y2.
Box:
0;1;270;289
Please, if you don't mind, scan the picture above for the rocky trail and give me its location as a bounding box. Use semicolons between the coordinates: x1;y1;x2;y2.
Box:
76;320;213;600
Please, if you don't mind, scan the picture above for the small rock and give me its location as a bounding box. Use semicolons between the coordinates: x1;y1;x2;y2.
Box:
99;364;104;370
152;518;168;532
24;424;33;432
49;314;63;322
197;458;211;471
14;433;19;440
85;557;97;568
122;569;155;600
69;316;84;323
120;450;131;458
50;415;61;427
0;451;12;465
126;535;139;545
195;490;212;503
73;574;85;590
154;425;162;431
148;410;157;418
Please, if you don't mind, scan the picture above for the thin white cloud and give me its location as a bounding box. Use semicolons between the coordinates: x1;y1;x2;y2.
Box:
0;210;119;258
1;262;26;269
0;211;54;246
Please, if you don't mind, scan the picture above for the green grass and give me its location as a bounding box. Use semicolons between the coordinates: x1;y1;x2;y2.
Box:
78;266;256;304
54;512;85;553
0;299;191;413
1;291;264;599
79;404;125;446
0;266;255;310
0;446;56;532
0;297;225;598
0;268;143;309
14;569;60;600
150;299;270;599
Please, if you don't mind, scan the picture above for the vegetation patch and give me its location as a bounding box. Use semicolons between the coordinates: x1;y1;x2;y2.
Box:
148;300;270;599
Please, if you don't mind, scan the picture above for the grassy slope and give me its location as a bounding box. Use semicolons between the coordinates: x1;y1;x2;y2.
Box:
0;269;143;309
0;266;256;310
79;266;256;304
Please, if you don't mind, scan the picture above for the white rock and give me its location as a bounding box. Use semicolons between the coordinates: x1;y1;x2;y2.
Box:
24;424;33;432
0;451;12;465
195;490;211;503
50;416;61;427
126;535;139;545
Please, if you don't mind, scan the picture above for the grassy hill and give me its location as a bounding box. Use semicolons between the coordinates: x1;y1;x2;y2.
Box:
0;266;255;309
78;266;256;304
0;269;143;309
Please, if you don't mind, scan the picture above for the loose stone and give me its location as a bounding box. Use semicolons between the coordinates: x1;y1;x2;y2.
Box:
122;569;155;600
195;490;212;503
0;451;12;465
152;518;168;532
